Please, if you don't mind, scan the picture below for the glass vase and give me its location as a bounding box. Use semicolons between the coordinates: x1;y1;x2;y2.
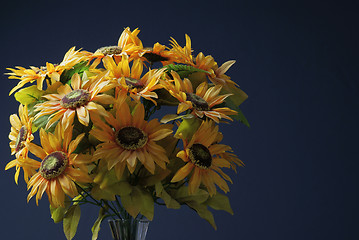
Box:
108;218;150;240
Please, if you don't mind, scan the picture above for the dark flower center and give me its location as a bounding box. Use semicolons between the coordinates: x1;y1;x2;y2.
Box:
186;93;209;111
40;151;68;180
142;49;169;63
116;126;148;150
124;77;144;90
60;89;91;109
15;126;28;152
96;46;122;55
189;143;212;169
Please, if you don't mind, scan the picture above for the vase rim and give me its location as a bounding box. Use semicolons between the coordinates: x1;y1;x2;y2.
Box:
108;218;150;223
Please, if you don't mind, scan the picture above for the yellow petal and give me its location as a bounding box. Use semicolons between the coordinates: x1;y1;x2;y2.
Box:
171;163;193;182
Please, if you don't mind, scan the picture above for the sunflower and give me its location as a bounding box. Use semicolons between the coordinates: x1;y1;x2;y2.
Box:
7;47;90;95
140;42;177;66
103;55;165;104
92;27;143;63
6;104;37;184
34;71;115;129
90;101;173;179
171;120;241;196
163;71;237;123
26;123;92;207
8;104;34;158
169;34;193;65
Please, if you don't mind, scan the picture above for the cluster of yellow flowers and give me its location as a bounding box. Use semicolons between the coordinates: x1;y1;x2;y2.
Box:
6;27;248;239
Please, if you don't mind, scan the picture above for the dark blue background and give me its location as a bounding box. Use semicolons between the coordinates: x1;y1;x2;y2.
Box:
1;0;358;239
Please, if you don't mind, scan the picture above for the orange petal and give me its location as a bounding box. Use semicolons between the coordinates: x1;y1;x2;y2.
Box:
171;163;194;182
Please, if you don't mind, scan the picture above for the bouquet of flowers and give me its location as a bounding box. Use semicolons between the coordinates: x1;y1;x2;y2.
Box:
6;27;249;239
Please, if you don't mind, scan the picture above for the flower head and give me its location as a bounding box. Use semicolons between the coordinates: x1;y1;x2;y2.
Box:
26;123;92;207
7;47;91;95
90;101;173;179
163;71;237;123
103;55;165;104
140;43;177;66
34;71;115;129
171;120;241;196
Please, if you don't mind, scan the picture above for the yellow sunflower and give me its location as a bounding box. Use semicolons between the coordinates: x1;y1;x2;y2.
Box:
103;55;165;104
34;71;115;129
169;34;193;65
171;120;241;196
163;71;237;123
6;104;37;184
90;101;173;179
26;123;92;207
7;47;90;95
8;104;34;158
140;42;177;66
92;27;143;63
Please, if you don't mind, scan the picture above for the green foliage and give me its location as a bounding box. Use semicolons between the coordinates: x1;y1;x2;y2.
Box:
60;61;89;84
174;115;202;140
92;163;133;202
91;208;107;240
163;64;211;79
205;193;233;215
14;85;44;105
155;182;181;209
186;201;217;230
63;205;81;240
224;96;250;127
121;186;154;220
50;200;71;223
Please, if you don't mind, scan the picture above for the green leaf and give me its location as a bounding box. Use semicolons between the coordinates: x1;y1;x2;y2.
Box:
187;72;208;90
236;108;250;128
222;93;250;127
63;205;81;240
91;208;107;240
60;61;89;84
186;201;217;230
206;193;233;215
155;88;179;106
14;85;44;105
155;182;181;209
91;184;117;201
139;169;171;187
174;116;202;140
139;189;155;221
164;64;211;79
160;113;192;124
173;186;209;204
50;200;71;223
121;186;142;218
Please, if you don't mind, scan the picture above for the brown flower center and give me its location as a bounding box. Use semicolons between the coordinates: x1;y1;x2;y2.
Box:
124;77;144;90
186;93;209;111
142;48;169;63
116;126;148;150
96;46;122;55
60;89;91;109
189;143;212;169
15;126;28;153
40;151;68;180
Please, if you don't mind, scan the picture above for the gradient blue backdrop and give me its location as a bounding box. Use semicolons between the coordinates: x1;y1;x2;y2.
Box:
1;0;358;239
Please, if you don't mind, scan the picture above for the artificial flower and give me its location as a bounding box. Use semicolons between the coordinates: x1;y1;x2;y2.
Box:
7;47;90;95
34;71;114;129
103;55;165;104
90;100;173;179
163;71;237;122
26;123;92;207
140;42;177;66
171;120;240;196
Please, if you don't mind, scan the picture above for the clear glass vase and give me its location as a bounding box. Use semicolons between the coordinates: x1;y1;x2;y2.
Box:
108;218;150;240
